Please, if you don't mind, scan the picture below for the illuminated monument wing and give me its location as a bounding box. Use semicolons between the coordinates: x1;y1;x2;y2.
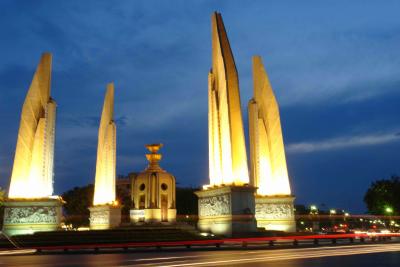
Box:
3;53;63;236
93;83;117;205
8;53;56;199
208;12;249;187
249;56;296;232
89;83;121;230
196;12;257;236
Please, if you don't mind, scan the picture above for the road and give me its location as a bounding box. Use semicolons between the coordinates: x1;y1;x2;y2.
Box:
0;243;399;266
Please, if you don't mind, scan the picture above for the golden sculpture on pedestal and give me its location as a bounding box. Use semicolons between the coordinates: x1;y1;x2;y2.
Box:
130;144;177;224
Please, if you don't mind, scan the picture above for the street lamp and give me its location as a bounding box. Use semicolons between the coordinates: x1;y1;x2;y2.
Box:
385;207;393;214
385;206;393;231
310;205;319;232
329;209;336;231
310;205;318;214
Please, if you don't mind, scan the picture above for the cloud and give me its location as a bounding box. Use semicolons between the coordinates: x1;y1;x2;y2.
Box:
287;131;400;154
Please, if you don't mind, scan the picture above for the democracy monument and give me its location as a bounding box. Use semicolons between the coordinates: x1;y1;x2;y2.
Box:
195;12;295;236
89;83;121;230
1;12;295;237
2;53;63;236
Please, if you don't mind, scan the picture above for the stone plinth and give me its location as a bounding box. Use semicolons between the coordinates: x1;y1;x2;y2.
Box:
130;208;177;224
2;198;63;236
89;205;121;230
195;185;257;236
255;195;296;232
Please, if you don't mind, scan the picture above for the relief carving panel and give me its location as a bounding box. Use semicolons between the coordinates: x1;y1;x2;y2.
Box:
89;210;110;225
255;203;294;220
199;194;230;217
4;206;57;224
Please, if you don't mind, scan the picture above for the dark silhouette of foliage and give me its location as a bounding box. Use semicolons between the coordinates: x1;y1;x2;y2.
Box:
294;204;307;215
116;184;132;223
62;184;94;227
176;187;199;215
364;175;400;215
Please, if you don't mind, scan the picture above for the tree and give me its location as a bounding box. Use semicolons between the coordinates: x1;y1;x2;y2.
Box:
116;184;132;223
0;187;5;206
62;184;94;227
364;175;400;215
176;187;199;215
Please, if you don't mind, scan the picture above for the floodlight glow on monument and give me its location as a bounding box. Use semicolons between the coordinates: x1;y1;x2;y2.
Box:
8;53;56;199
249;56;291;196
207;12;249;187
93;83;117;205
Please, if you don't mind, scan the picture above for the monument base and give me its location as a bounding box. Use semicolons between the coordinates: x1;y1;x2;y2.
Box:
89;205;121;230
2;198;63;236
255;195;296;232
195;185;257;236
130;208;177;224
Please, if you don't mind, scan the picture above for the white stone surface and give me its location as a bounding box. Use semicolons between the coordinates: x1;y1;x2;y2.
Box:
196;185;257;236
255;195;296;232
89;205;121;230
2;199;63;236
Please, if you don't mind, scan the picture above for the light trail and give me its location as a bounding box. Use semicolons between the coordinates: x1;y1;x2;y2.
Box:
120;243;400;267
0;249;36;256
128;255;200;262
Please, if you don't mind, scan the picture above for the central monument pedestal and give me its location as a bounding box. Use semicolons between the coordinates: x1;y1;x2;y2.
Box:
89;205;121;230
195;185;257;236
130;208;177;224
255;195;296;232
130;144;177;225
2;198;63;236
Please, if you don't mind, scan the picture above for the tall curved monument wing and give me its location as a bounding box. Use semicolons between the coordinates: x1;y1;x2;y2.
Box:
249;56;291;196
249;56;295;232
8;53;56;199
197;12;257;237
89;83;120;230
208;12;249;186
93;83;117;206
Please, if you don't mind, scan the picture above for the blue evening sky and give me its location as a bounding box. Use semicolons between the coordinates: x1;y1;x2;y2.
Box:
0;0;399;213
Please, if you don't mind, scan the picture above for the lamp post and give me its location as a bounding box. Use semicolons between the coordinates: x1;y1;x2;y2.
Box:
310;205;318;214
330;209;336;231
310;205;319;232
385;206;393;232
